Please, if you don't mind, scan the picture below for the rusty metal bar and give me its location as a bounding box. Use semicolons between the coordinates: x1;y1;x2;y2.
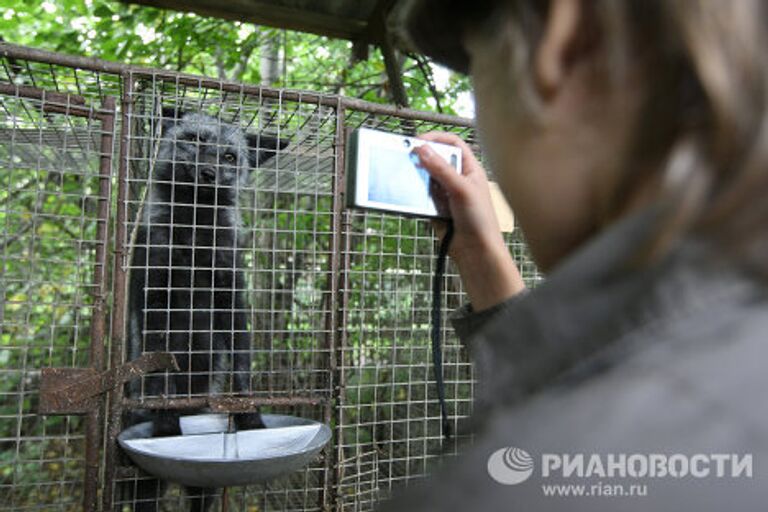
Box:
344;97;472;126
317;98;346;510
92;95;116;373
0;41;474;127
102;72;134;512
39;352;179;415
0;82;114;119
222;487;229;512
0;82;85;105
330;103;355;511
84;94;115;512
1;42;139;77
0;41;334;107
122;395;326;410
335;215;353;509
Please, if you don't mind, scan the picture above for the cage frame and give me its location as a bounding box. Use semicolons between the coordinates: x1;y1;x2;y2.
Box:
0;40;502;512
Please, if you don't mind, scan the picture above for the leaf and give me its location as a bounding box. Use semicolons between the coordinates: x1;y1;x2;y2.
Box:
93;4;113;18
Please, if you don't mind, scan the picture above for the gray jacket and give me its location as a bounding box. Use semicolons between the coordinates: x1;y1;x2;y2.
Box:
379;205;767;511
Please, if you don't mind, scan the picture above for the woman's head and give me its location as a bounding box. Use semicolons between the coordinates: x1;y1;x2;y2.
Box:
405;0;768;273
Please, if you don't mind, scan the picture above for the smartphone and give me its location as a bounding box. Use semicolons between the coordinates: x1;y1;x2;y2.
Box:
345;127;462;218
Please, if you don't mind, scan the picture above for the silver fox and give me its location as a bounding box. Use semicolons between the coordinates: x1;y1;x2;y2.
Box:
124;108;287;511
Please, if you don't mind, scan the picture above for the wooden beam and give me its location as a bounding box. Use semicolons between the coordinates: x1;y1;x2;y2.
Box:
126;0;372;41
380;34;409;108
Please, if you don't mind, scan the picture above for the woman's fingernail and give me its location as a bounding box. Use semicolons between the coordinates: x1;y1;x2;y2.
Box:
419;145;434;160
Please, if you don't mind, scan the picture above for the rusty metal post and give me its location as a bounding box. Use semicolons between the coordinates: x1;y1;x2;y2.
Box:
2;78;126;511
0;82;93;117
335;175;353;511
318;98;344;510
221;488;229;512
324;98;353;511
102;73;134;512
81;95;116;512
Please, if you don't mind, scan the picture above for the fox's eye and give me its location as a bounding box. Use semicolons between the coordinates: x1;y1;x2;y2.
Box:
223;152;236;163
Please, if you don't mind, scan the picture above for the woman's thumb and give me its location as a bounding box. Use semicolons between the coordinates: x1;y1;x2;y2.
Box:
413;145;462;193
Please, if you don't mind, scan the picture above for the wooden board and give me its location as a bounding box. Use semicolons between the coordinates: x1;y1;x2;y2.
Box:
489;181;515;233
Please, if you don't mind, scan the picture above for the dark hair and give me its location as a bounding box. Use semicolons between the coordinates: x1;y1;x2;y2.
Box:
405;0;768;276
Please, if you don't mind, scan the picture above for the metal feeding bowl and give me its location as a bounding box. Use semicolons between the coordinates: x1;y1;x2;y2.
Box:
118;414;331;488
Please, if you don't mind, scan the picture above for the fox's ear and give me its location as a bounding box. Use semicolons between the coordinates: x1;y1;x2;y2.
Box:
246;133;289;167
160;106;187;136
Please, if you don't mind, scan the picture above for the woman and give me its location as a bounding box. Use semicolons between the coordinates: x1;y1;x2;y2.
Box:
381;0;768;509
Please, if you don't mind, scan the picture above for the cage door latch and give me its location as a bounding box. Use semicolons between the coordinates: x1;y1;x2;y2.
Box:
39;352;179;415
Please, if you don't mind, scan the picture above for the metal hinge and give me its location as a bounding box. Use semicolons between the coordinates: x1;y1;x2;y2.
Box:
39;352;179;415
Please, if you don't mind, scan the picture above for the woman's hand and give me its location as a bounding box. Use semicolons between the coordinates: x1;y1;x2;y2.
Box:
414;132;526;311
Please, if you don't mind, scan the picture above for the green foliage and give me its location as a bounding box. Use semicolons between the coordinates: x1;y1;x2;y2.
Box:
0;0;474;115
0;97;99;507
0;2;529;507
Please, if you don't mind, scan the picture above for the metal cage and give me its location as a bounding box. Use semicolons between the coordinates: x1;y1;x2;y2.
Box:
0;42;541;511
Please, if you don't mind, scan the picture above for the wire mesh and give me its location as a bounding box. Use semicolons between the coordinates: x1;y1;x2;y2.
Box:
130;78;336;396
335;111;466;510
0;43;543;512
111;72;338;511
0;75;116;508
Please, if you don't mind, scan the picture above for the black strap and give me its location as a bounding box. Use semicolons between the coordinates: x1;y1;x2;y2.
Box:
432;220;454;440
